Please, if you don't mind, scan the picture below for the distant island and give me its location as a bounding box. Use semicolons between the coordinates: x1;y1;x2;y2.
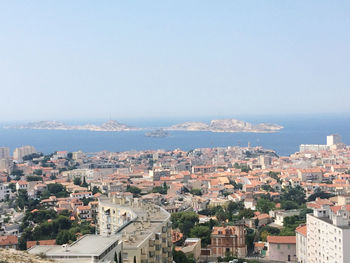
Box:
145;129;169;138
167;119;283;133
5;119;283;133
5;120;140;132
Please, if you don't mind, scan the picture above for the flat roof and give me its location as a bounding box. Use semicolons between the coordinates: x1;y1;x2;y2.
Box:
28;235;121;257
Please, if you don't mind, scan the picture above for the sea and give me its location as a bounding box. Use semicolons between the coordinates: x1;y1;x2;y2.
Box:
0;114;349;157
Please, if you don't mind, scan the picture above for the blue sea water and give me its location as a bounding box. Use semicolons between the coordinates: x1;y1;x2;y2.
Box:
0;115;349;156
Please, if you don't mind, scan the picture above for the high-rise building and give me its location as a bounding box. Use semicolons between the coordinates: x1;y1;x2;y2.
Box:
13;146;37;161
327;134;342;146
0;147;10;160
299;203;350;263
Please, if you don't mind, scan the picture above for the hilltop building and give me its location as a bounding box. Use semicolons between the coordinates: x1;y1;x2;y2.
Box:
98;194;173;263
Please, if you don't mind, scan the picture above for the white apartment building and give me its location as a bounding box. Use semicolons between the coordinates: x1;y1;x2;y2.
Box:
98;194;173;263
305;206;350;263
0;183;14;201
327;134;342;146
13;145;37;161
0;147;10;159
296;225;307;263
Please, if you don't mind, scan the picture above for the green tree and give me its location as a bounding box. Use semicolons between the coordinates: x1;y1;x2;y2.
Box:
281;186;306;205
190;188;202;196
33;169;43;176
73;177;82;186
307;188;335;201
16;189;29;210
171;212;199;237
173;249;189;263
26;175;43;182
190;225;211;247
281;200;298;210
126;185;141;196
238;209;254;219
56;230;76;245
256;198;275;214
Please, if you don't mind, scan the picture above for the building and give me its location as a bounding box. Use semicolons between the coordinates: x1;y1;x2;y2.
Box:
28;234;122;263
179;238;201;262
273;209;300;226
299;144;328;153
296;225;307;263
297;169;323;183
0;235;18;249
98;194;173;263
0;147;10;159
306;205;350;263
13;145;37;161
209;225;247;258
327;134;342;146
0;183;14;201
267;236;296;262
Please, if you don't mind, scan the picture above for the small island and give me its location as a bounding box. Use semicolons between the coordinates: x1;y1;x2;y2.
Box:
145;129;169;138
5;120;140;132
167;119;283;133
5;118;283;133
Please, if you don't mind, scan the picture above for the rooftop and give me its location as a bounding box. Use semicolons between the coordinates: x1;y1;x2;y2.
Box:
28;234;120;257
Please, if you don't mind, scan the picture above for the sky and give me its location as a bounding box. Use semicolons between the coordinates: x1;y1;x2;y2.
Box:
0;1;349;122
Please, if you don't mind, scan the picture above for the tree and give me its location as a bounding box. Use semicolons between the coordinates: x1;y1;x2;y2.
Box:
73;177;82;186
281;200;298;210
173;249;189;263
238;209;254;219
171;212;199;237
8;183;16;193
190;188;202;196
16;189;29;210
281;186;306;205
26;175;43;182
56;230;76;245
92;186;101;195
81;177;88;187
33;169;43;176
126;185;141;196
190;225;211;247
215;209;228;222
256;198;275;214
152;186;167;195
307;188;335;201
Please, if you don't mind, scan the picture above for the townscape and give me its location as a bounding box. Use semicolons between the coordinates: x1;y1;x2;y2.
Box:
0;134;348;263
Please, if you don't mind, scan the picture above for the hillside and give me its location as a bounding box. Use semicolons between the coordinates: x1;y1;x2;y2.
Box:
0;248;55;263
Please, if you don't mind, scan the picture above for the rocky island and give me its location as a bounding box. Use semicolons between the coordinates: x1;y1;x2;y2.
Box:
5;120;140;132
167;119;283;133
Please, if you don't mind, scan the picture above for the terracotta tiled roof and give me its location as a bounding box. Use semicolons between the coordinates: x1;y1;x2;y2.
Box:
296;225;307;236
267;236;296;244
0;235;18;246
26;239;56;249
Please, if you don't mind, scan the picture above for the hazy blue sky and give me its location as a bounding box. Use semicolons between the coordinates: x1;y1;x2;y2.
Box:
0;1;349;121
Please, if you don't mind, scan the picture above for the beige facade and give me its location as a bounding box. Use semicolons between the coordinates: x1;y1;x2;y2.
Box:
98;195;173;263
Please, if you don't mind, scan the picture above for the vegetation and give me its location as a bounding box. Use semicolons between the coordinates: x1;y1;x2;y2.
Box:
40;183;69;199
19;209;95;250
26;176;43;182
190;188;202;196
152;183;168;194
171;212;199;238
256;196;275;214
126;185;142;196
307;188;335;201
190;225;211;247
